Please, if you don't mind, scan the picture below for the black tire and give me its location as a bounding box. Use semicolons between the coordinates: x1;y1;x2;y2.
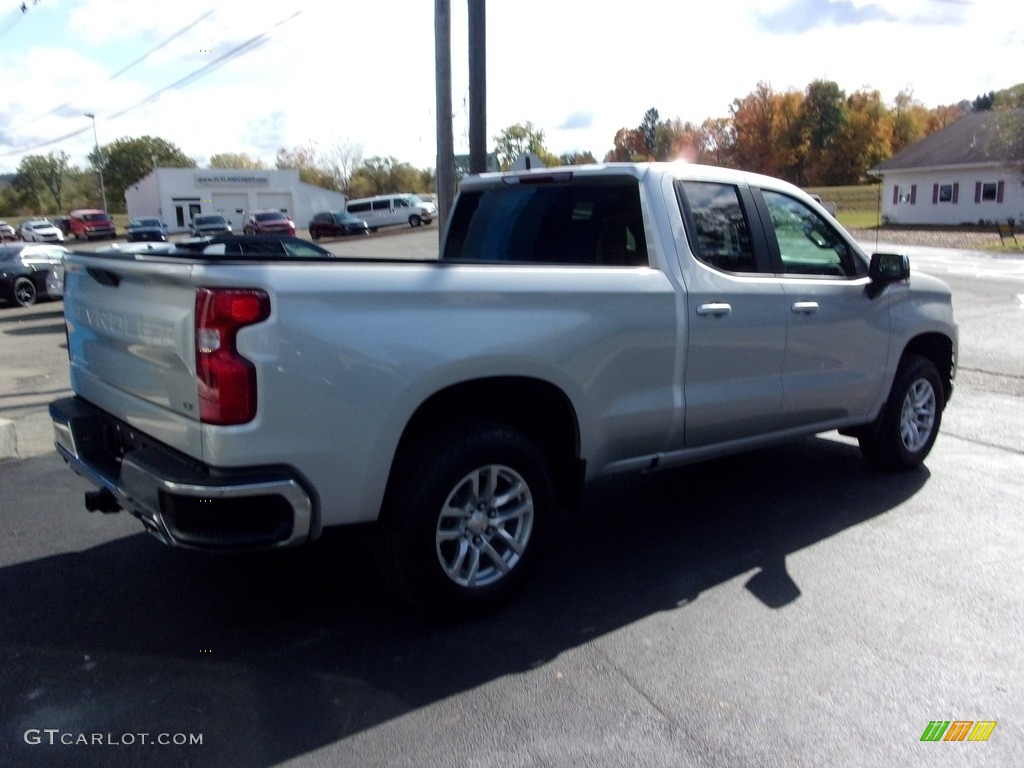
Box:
310;230;319;240
13;276;38;307
859;354;944;471
409;215;422;228
376;422;553;618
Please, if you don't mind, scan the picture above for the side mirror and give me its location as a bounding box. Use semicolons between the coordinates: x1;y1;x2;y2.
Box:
867;252;910;298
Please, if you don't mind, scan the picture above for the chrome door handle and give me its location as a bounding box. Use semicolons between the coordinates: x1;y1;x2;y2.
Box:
696;303;732;317
791;301;819;314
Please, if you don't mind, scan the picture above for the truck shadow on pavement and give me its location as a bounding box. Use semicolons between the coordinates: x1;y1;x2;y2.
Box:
0;435;927;767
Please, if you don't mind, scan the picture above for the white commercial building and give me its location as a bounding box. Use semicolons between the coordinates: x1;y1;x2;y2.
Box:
125;168;349;234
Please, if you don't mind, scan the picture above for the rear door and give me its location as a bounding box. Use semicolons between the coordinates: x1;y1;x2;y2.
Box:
675;180;787;447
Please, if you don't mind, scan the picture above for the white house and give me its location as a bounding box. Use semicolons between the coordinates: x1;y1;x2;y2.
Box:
124;168;349;233
871;109;1023;226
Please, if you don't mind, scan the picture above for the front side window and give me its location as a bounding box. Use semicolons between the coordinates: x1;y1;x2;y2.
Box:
677;181;756;273
761;190;862;278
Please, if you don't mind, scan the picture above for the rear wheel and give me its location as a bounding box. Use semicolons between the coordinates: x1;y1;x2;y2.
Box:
377;422;553;617
13;277;38;307
859;354;943;471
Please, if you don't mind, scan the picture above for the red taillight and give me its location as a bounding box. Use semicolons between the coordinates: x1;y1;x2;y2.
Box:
195;288;270;425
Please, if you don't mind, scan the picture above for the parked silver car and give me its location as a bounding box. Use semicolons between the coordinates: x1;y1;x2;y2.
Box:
19;219;65;243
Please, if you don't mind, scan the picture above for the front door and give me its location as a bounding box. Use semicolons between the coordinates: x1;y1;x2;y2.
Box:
756;189;891;426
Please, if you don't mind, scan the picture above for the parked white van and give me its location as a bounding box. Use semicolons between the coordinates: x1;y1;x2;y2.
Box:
346;194;436;229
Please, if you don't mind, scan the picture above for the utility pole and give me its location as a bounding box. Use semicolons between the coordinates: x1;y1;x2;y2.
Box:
468;0;486;174
435;0;455;237
84;112;108;214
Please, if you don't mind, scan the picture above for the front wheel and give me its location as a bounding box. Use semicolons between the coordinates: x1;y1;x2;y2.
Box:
859;355;944;471
408;215;422;227
376;423;553;617
13;276;38;307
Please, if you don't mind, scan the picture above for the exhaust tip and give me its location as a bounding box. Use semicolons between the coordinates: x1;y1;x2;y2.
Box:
85;489;122;514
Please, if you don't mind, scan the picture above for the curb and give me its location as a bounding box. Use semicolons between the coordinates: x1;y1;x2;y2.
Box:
0;418;16;460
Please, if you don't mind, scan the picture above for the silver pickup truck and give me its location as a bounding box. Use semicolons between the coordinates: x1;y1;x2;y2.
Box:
50;162;957;616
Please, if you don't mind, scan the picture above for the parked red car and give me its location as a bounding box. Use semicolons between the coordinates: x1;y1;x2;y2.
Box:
69;209;116;240
243;210;296;236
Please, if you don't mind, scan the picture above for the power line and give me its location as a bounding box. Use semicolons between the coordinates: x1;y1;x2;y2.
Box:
108;11;303;120
9;9;218;134
1;10;303;159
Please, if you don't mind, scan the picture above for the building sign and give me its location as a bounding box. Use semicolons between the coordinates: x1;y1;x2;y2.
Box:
194;173;270;186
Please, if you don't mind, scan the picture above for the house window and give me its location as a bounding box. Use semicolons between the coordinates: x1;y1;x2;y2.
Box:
932;182;960;204
893;184;917;204
975;181;1004;203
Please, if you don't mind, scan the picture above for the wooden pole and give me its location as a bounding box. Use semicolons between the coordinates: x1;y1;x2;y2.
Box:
468;0;486;174
435;0;456;238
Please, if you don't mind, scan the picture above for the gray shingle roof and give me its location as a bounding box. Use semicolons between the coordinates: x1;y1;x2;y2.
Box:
875;108;1023;171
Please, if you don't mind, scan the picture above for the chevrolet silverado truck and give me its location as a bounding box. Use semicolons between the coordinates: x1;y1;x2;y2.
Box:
49;162;957;615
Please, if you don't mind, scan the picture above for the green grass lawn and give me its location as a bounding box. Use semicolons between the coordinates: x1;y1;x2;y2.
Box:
805;184;885;229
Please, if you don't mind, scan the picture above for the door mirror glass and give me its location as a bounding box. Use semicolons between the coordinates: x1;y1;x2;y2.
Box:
868;252;909;297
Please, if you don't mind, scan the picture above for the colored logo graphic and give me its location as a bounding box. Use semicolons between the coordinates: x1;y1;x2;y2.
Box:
920;720;997;742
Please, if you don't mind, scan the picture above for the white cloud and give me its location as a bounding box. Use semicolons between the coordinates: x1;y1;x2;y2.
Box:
1;0;1019;174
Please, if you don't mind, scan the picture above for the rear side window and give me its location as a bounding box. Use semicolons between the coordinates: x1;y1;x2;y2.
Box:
372;200;391;211
444;176;648;267
677;181;756;274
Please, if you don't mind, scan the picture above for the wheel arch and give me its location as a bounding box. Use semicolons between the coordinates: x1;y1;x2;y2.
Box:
902;332;955;404
390;376;584;510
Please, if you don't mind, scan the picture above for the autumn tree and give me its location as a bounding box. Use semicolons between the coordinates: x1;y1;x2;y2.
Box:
828;89;890;184
890;89;930;155
698;117;735;166
493;122;558;170
209;152;266;169
605;127;648;162
349;156;428;198
730;81;785;176
90;136;195;213
323;141;364;195
559;150;597;165
276;140;339;191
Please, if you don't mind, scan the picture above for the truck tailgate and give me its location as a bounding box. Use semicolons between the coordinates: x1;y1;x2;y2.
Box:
63;254;204;457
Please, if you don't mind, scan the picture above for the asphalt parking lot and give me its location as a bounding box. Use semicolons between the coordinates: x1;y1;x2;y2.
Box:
1;230;1021;767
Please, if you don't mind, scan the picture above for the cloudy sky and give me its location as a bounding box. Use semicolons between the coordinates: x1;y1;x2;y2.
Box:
0;0;1019;175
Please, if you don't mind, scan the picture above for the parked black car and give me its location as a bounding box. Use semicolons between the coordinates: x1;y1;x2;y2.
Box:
0;243;68;307
189;214;233;237
173;234;334;258
308;210;370;239
125;217;169;242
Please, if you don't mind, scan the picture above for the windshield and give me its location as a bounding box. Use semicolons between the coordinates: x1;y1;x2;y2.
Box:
196;216;226;225
133;218;162;227
255;212;287;222
83;213;110;222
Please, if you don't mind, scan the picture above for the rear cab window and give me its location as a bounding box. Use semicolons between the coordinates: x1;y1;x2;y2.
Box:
444;175;648;267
